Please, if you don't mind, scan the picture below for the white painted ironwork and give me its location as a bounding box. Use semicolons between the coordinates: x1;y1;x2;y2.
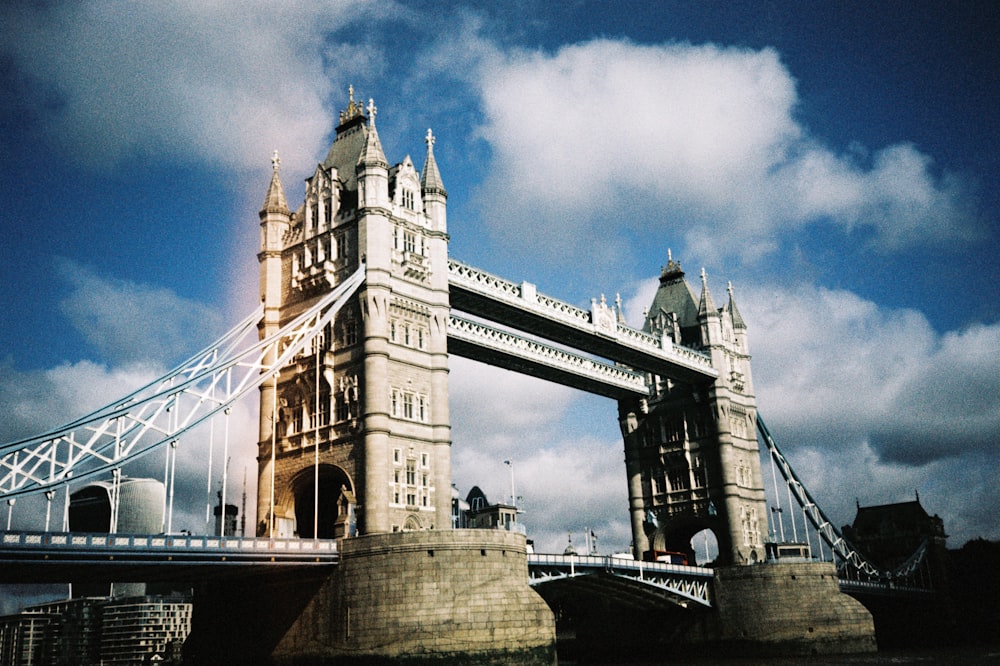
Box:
0;266;365;502
449;260;715;377
757;416;931;586
527;553;713;607
448;314;649;395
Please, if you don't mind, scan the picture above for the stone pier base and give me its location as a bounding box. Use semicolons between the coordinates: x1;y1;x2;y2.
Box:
272;530;556;665
683;561;877;656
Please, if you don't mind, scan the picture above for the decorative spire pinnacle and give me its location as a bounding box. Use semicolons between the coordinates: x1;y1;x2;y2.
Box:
659;248;684;282
615;293;626;324
421;127;447;196
357;96;387;169
260;151;289;216
698;267;717;318
339;85;365;124
726;280;747;329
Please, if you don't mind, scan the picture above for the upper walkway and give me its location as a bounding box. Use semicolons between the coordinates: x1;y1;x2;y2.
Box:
447;260;717;389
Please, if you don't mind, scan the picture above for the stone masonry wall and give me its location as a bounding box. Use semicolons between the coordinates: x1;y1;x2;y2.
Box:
691;561;877;656
273;530;556;664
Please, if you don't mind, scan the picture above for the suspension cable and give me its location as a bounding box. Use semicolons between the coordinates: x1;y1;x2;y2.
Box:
758;415;885;579
0;265;364;503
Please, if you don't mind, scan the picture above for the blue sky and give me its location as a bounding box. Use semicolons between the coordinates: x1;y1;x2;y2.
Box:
1;1;998;581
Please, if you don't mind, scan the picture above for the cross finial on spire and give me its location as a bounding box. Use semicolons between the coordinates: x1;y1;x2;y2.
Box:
367;98;377;126
728;280;734;296
271;150;281;171
668;248;672;262
348;84;354;105
425;128;435;149
700;267;707;284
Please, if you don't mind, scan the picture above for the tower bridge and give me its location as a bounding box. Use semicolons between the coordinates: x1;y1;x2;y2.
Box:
0;91;943;663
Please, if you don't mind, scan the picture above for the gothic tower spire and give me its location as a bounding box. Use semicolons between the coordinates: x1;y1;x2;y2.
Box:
697;268;717;319
421;128;446;197
357;98;388;168
356;98;389;209
421;128;447;234
260;150;290;216
726;281;747;330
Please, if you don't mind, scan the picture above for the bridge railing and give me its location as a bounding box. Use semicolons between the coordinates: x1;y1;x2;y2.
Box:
0;530;338;558
527;553;711;577
527;553;713;607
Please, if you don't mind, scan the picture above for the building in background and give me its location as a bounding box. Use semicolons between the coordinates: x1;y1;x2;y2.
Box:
464;486;523;534
69;477;165;535
0;595;190;666
213;491;239;537
843;496;950;592
69;477;166;599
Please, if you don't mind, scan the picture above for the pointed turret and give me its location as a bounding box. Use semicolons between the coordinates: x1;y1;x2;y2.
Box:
260;150;290;217
356;98;389;209
698;268;723;347
726;281;747;330
421;128;447;234
697;268;717;319
357;98;388;169
421;128;446;197
643;250;700;345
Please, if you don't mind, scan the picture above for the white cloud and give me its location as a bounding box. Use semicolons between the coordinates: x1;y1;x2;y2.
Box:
57;259;225;366
1;1;390;175
738;281;1000;544
461;37;978;265
0;360;159;444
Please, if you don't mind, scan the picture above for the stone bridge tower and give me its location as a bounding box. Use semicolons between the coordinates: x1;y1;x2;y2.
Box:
256;90;451;537
620;254;767;565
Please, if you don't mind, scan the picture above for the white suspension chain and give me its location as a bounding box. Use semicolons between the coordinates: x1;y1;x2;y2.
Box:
0;265;364;504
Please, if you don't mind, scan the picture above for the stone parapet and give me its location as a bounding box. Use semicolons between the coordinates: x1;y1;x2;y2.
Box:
273;530;556;664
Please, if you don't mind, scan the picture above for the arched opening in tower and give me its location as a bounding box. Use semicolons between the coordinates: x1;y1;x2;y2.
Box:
650;521;722;566
292;465;352;539
691;527;719;566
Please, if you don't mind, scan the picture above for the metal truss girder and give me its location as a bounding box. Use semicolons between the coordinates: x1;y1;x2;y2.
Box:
0;267;366;501
448;259;717;384
448;314;649;398
527;554;713;607
757;416;931;588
